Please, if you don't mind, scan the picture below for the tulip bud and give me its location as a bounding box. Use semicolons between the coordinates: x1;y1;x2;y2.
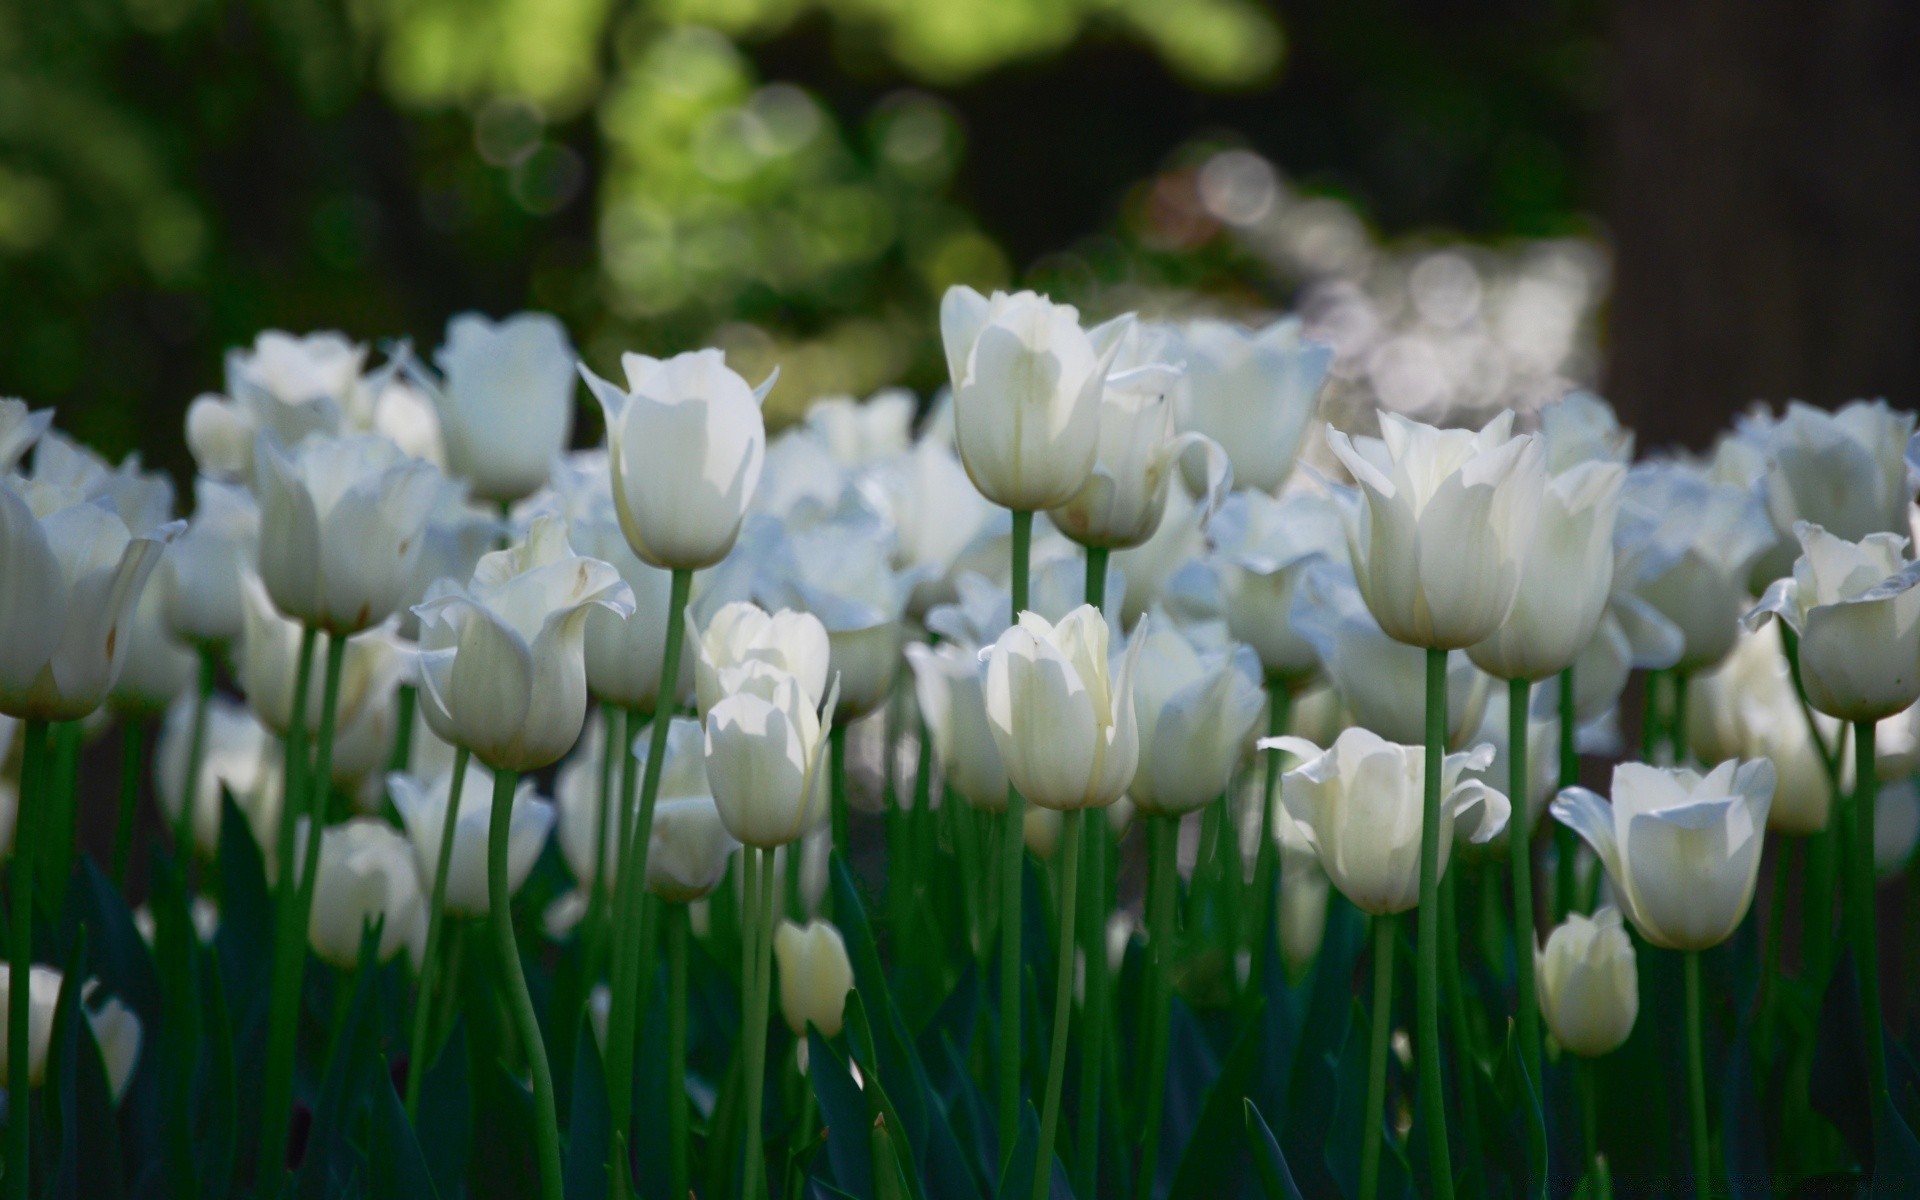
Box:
572;505;696;711
185;331;361;481
1327;410;1547;650
413;517;634;773
1535;907;1638;1057
1266;726;1510;915
155;693;279;859
1176;316;1331;495
424;312;576;503
0;966;143;1101
906;641;1008;812
159;480;260;646
581;348;772;570
773;919;854;1038
1124;623;1264;817
634;716;737;901
1553;758;1775;951
1689;624;1836;835
235;576;409;737
705;665;840;848
691;601;831;719
1746;523;1920;723
299;817;428;969
940;286;1121;511
111;569;196;714
390;761;554;916
983;605;1142;812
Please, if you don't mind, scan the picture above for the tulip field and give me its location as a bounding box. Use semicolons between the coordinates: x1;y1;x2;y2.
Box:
4;294;1920;1200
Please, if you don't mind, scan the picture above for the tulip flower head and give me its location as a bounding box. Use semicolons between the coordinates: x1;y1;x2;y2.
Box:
235;575;409;737
1265;726;1510;915
1176;316;1332;495
1552;759;1775;951
983;604;1142;812
1207;488;1348;687
1616;462;1775;673
582;348;772;570
390;760;554;916
1123;622;1265;817
773;919;854;1038
691;601;831;719
298;817;429;969
0;966;143;1101
185;331;362;481
422;311;577;502
704;663;840;849
0;398;54;472
1535;907;1638;1057
159;479;261;646
155;693;279;859
906;640;1009;812
413;516;635;772
1689;623;1836;834
760;510;919;722
634;716;738;901
1327;410;1547;649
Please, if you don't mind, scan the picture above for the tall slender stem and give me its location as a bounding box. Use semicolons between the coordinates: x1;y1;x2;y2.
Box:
999;508;1034;1169
292;636;349;949
1683;949;1710;1200
829;725;850;863
406;745;473;1119
489;766;563;1200
1507;677;1543;1156
667;902;690;1200
1074;542;1111;1198
741;847;776;1200
1437;873;1485;1200
1578;1058;1608;1197
6;719;50;1200
585;701;619;957
1554;667;1578;920
173;646;218;858
1138;814;1176;1200
1850;719;1887;1136
112;718;143;886
1034;809;1083;1200
1249;681;1291;998
1417;647;1455;1200
1360;913;1396;1200
1640;670;1664;763
389;683;417;774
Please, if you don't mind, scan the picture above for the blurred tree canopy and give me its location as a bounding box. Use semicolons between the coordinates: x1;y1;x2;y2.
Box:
0;0;1607;474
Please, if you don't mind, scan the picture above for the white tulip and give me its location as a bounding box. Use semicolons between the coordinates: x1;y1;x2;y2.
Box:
1274;809;1330;974
235;577;409;737
0;398;53;472
691;601;831;719
982;605;1142;812
159;480;260;646
1746;523;1920;723
390;760;553;916
804;391;915;466
1468;460;1625;681
1124;623;1264;817
1023;804;1063;858
0;965;58;1088
422;311;576;502
1111;479;1208;629
1535;907;1638;1057
1616;462;1775;672
1176;317;1332;495
185;331;362;481
0;966;143;1100
1552;758;1775;951
84;983;143;1102
553;708;619;895
155;693;279;858
1689;623;1836;835
1537;391;1632;474
571;502;696;712
1566;591;1685;731
940;286;1121;511
28;433;176;538
111;568;196;713
620;715;737;901
413;517;634;772
581;348;772;570
352;372;445;468
254;432;442;634
395;488;499;642
859;438;996;615
299;817;428;968
1264;726;1509;915
759;511;917;722
1207;488;1348;685
906;641;1008;812
1328;410;1546;649
704;665;840;848
0;476;182;721
773;919;854;1038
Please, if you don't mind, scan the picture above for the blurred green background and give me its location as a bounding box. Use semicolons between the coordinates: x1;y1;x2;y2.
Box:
6;0;1914;473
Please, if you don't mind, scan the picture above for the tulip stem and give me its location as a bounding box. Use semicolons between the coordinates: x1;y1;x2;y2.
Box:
1849;719;1887;1137
1417;647;1455;1200
1360;912;1396;1200
1034;808;1083;1200
667;902;690;1200
257;624;319;1197
1000;508;1033;1170
1075;812;1110;1198
1553;666;1578;921
292;636;349;961
829;725;850;865
584;701;619;964
6;718;49;1200
1683;949;1710;1200
1436;872;1486;1200
389;682;417;774
1247;681;1290;1003
741;846;776;1200
1083;545;1109;611
111;718;143;887
406;744;472;1120
1577;1058;1609;1197
489;766;563;1200
173;646;218;860
1139;813;1176;1200
1508;676;1544;1165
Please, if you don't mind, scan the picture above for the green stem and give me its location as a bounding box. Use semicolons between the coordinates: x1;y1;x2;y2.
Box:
257;624;319;1196
1033;810;1083;1200
1640;669;1664;763
173;648;217;859
489;766;563;1200
583;701;619;966
405;745;473;1120
1437;873;1485;1200
292;636;349;956
1683;949;1710;1200
1083;545;1109;612
1579;1058;1609;1197
1507;678;1543;1149
6;719;50;1200
1248;681;1290;999
1074;813;1109;1198
1418;648;1455;1200
1670;672;1691;766
389;683;417;774
667;902;690;1200
999;507;1033;1171
1554;667;1578;921
1139;814;1176;1200
830;725;849;864
742;847;776;1200
1360;912;1396;1200
1851;719;1887;1137
605;702;639;1194
111;718;143;887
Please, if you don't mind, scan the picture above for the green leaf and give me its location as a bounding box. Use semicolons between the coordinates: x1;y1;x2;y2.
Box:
470;1062;539;1200
1166;996;1264;1200
369;1058;441;1200
809;1029;875;1199
847;992;928;1200
198;946;239;1200
214;791;275;1016
1490;1021;1549;1200
43;926;126;1200
294;924;386;1200
416;1021;471;1199
1871;1092;1920;1199
1244;1098;1303;1200
564;1015;611;1200
1322;1000;1410;1200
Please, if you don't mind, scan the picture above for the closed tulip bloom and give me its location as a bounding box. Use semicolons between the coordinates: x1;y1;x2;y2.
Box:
572;502;695;711
1616;463;1775;673
155;692;278;858
906;640;1008;811
424;311;576;502
254;432;442;634
299;817;428;968
1176;317;1332;495
1538;391;1633;474
1125;623;1264;817
1746;523;1920;723
0;966;142;1099
1208;488;1347;686
705;664;839;848
112;572;196;713
1468;460;1625;681
390;761;554;916
413;517;634;772
395;484;499;642
1552;758;1775;951
0;398;53;472
762;513;918;722
1265;726;1510;915
632;715;737;901
1275;809;1331;974
691;601;831;719
983;605;1143;812
553;709;619;893
185;331;362;481
940;286;1122;511
0;477;182;721
1535;907;1638;1057
804;391;916;467
861;438;996;615
236;576;408;736
1689;624;1835;834
1328;410;1546;649
582;348;772;570
1733;400;1917;583
160;480;260;646
774;919;854;1038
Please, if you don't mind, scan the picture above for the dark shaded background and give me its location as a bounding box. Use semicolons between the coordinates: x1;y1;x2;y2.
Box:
2;0;1914;472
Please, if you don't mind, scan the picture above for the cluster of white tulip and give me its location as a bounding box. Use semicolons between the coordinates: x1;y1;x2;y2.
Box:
2;282;1917;1200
